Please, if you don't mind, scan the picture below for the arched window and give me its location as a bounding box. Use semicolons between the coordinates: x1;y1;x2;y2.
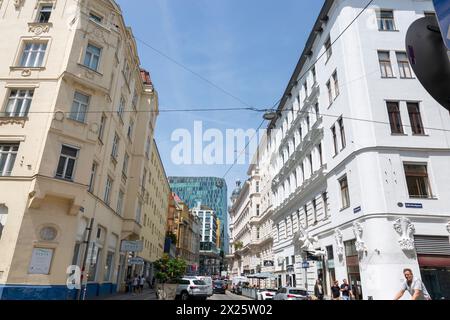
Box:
0;204;8;239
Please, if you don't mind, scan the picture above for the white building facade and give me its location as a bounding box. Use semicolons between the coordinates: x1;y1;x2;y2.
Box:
269;0;450;300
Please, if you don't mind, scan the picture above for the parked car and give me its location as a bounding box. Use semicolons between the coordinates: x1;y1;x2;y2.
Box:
273;287;310;300
196;276;213;297
231;282;243;295
256;288;278;300
176;278;209;300
213;280;227;294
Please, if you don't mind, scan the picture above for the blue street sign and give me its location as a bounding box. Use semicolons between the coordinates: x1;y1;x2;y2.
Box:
405;203;423;209
353;206;362;214
433;0;450;49
302;261;310;269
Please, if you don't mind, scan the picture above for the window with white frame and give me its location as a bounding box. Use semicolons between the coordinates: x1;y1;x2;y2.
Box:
37;4;52;23
56;145;78;180
377;10;396;31
111;133;119;160
136;201;142;224
339;175;350;209
338;117;346;150
325;36;332;60
404;163;433;198
104;176;113;205
20;42;47;68
98;114;106;142
69;91;90;122
326;80;333;105
332;70;339;98
4;89;34;117
122;152;129;177
396;52;413;79
0;144;19;176
89;12;103;24
84;43;101;71
378;51;394;78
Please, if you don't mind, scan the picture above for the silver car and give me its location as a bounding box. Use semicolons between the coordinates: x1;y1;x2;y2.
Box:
273;287;310;300
176;278;209;300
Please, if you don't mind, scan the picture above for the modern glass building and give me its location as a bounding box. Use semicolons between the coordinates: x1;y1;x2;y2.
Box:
168;177;229;254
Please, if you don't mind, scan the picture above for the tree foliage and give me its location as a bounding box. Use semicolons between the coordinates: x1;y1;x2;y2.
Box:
154;254;186;283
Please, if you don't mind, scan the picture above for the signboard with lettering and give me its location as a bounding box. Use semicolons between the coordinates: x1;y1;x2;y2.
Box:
263;260;274;267
405;203;423;209
120;240;143;252
128;257;144;265
28;248;53;274
353;206;362;214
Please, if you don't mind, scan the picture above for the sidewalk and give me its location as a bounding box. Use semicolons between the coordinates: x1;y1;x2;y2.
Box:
100;288;157;300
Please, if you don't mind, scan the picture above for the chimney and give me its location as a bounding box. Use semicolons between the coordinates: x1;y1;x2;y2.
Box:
140;68;152;86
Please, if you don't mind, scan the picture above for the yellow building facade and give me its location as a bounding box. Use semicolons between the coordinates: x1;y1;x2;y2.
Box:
0;0;164;299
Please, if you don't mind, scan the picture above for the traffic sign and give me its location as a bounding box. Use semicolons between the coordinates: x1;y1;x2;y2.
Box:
302;261;310;269
433;0;450;49
120;240;143;252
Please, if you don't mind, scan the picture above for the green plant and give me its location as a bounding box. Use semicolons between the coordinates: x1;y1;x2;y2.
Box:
154;254;186;284
234;241;243;251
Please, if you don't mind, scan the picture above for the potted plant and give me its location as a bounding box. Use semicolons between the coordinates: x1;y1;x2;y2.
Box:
153;254;187;300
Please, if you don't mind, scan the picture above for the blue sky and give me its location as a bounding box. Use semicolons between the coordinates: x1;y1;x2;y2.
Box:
116;0;324;201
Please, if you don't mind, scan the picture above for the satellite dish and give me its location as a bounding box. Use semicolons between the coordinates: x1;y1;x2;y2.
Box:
406;16;450;111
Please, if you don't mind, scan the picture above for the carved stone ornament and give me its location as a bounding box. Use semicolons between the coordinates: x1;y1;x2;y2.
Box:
84;69;95;80
14;0;25;9
446;221;450;234
334;229;344;258
28;24;50;35
0;118;27;128
294;223;318;252
353;221;366;254
21;69;31;77
393;217;416;251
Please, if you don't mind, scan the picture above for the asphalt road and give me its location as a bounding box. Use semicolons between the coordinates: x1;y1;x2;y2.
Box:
208;291;253;300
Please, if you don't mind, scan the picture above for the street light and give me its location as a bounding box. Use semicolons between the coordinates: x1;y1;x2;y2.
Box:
263;110;279;121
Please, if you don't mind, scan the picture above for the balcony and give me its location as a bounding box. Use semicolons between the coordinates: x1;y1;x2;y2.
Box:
122;219;142;239
250;234;273;248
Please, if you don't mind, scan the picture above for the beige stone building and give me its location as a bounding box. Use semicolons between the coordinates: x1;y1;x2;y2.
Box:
0;0;165;299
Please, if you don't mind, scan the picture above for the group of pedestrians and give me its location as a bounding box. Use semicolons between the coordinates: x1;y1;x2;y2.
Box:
126;274;147;294
313;268;431;300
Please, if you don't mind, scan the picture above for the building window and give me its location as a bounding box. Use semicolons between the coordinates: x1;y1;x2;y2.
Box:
0;144;19;176
4;89;34;117
339;175;350;209
312;67;317;84
326;245;334;260
314;103;320;120
145;137;151;159
89;12;103;24
308;154;313;175
303;204;308;228
331;126;338;155
303;82;308;99
98;114;106;142
88;162;97;193
122;153;129;177
396;52;413;79
407;103;425;135
132;89;138;109
332;71;339;98
325;36;332;61
322;192;329;218
127;119;134;141
318;143;323;167
20;42;47;68
312;198;317;224
256;181;260;193
104;251;114;282
306;116;310;132
104;176;113;205
387;102;404;134
37;5;52;23
257;227;260;240
84;44;101;71
141;168;147;193
404;164;432;198
56;145;78;180
377;10;396;31
326;81;333;105
256;204;260;216
378;51;393;78
117;190;124;216
338;118;346;150
70;92;90;123
298;126;303;143
117;96;125;120
111;133;120;160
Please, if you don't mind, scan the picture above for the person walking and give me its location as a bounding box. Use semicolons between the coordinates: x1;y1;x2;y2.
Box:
394;268;431;300
126;275;133;294
139;275;145;293
331;280;341;300
132;274;139;294
314;279;324;300
340;279;353;300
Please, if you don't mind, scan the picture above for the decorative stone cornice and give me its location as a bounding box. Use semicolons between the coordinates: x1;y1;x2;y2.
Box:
353;221;366;254
14;0;25;10
28;23;52;35
0;117;27;127
393;217;415;251
447;221;450;234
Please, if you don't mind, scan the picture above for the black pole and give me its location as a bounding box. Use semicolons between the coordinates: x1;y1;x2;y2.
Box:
78;218;94;300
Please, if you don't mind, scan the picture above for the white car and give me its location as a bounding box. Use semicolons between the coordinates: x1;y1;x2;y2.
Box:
176;278;209;300
273;287;310;300
195;276;213;297
257;288;278;300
